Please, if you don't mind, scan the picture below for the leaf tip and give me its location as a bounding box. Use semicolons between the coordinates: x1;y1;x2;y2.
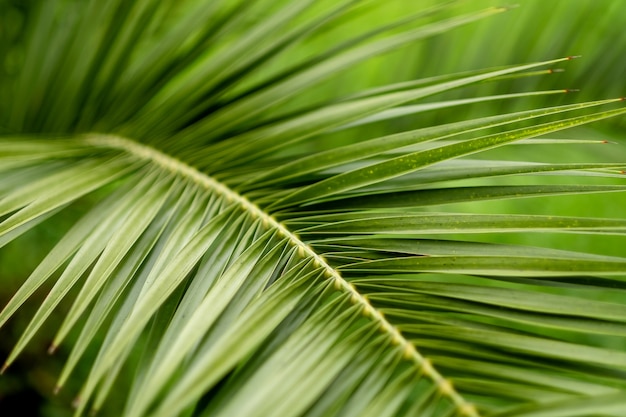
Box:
0;362;7;374
48;343;57;355
564;88;580;93
72;396;82;409
567;55;582;60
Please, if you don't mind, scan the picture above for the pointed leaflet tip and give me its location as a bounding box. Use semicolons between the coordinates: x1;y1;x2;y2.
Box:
549;68;565;73
564;89;580;93
48;343;57;355
0;362;7;374
53;385;61;395
72;397;82;409
567;55;582;60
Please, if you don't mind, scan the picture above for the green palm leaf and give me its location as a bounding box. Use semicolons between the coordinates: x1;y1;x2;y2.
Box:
1;1;626;417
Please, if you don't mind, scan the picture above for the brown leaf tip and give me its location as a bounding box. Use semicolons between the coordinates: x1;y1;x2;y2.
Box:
72;397;82;409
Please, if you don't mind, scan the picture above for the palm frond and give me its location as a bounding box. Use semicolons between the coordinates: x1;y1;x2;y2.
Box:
1;1;626;417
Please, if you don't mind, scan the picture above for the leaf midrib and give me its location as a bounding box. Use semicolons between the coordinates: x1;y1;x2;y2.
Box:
86;133;480;417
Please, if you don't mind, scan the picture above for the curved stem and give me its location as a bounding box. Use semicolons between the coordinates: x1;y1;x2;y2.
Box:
87;133;479;417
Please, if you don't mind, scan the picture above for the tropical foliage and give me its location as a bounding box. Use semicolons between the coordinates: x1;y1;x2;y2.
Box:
1;1;626;416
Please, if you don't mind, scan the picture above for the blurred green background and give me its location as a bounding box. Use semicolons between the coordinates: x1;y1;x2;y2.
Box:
1;0;625;415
